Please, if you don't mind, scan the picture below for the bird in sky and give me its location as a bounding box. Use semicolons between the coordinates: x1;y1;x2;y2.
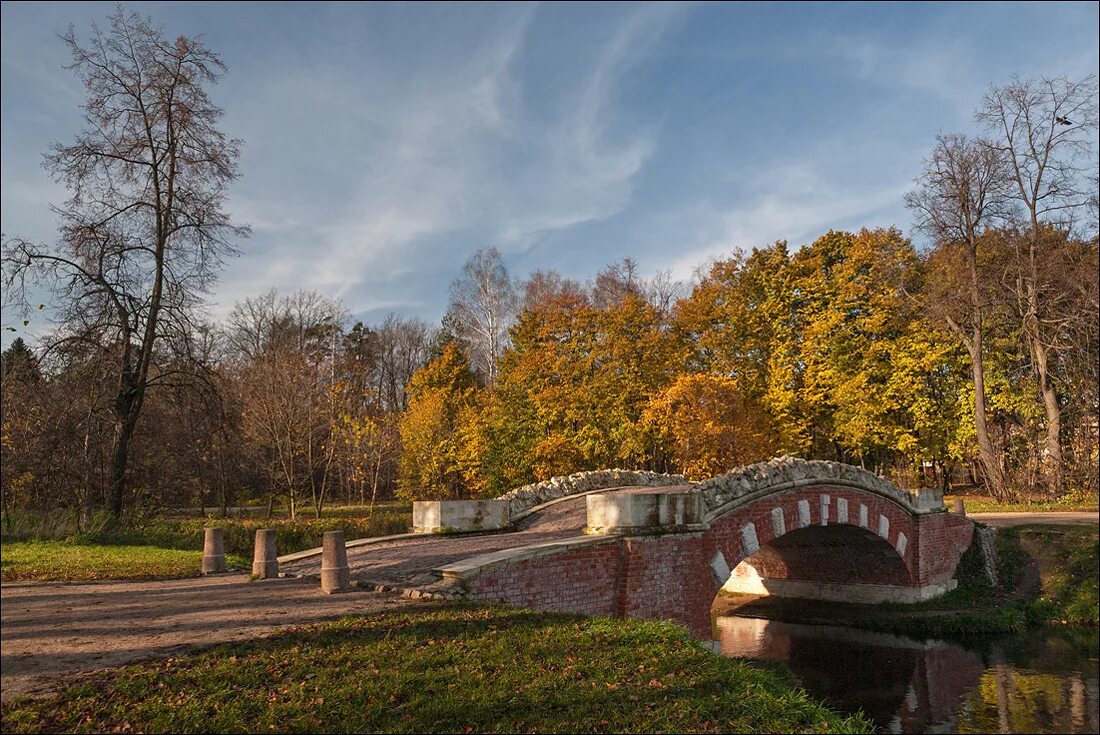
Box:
1055;115;1074;125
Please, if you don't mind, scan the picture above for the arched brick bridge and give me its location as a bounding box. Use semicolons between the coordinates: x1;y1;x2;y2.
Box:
282;458;974;637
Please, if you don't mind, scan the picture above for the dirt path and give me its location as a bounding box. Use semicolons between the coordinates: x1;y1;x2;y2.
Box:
0;574;430;703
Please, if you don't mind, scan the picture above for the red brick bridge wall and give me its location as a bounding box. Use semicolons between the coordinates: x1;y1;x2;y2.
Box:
458;483;974;637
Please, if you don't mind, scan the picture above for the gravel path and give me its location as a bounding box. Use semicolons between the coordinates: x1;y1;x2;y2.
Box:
0;575;428;702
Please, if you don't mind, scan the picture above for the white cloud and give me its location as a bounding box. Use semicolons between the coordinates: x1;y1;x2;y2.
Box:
213;4;685;318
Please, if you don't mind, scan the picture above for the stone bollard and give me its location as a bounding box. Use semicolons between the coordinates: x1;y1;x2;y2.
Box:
202;527;226;574
252;528;279;579
953;498;966;516
320;530;351;594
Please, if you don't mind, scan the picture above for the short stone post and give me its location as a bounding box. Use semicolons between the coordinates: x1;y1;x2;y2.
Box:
252;528;279;579
320;530;351;593
953;498;966;516
202;527;226;574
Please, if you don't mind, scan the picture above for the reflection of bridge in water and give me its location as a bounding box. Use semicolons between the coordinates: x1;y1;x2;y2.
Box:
717;616;986;733
716;616;1100;734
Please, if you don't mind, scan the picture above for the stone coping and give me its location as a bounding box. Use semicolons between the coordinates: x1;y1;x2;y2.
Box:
433;535;614;581
277;532;419;564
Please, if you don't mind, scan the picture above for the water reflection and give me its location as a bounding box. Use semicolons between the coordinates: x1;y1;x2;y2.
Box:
715;616;1099;734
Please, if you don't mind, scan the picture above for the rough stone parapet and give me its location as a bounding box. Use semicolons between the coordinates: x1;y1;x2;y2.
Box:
497;469;689;518
695;456;943;520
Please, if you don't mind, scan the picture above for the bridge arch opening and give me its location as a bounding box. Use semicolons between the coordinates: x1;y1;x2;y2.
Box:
719;523;914;603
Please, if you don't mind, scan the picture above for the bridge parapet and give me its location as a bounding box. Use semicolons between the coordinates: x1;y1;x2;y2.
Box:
697;456;943;521
498;469;689;520
585;490;704;535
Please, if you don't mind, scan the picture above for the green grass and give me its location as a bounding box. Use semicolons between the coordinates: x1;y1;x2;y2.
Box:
846;523;1098;638
944;493;1099;513
0;606;871;734
0;540;250;582
2;506;413;559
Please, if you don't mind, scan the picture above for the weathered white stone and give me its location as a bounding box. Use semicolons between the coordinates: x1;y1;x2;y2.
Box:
820;494;830;526
859;504;869;528
710;550;731;584
797;499;811;527
740;522;760;555
771;507;786;537
720;576;958;604
878;514;890;540
413;499;510;533
896;532;908;556
836;497;849;524
585;492;704;534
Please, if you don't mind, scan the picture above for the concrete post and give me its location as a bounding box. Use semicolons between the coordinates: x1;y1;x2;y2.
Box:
320;530;351;593
953;498;966;516
202;527;226;574
252;528;279;579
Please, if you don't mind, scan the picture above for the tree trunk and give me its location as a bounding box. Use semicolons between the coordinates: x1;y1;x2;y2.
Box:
106;406;138;522
966;335;1007;498
1031;337;1064;495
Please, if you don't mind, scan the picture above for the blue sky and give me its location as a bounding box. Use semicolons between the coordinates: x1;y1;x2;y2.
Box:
2;1;1097;340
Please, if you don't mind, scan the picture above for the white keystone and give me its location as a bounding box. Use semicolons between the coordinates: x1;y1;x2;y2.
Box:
771;507;786;537
798;499;811;528
896;532;907;556
859;504;869;528
740;523;760;555
878;514;890;539
836;497;849;524
709;550;730;584
820;494;830;525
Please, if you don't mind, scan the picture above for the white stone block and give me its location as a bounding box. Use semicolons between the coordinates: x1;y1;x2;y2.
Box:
771;507;786;537
878;514;890;539
798;499;811;528
896;532;907;556
740;522;759;555
859;504;869;528
709;550;730;584
836;497;848;524
820;494;830;525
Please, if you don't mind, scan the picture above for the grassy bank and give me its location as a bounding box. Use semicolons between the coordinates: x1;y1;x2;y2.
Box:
0;606;872;734
1;504;412;582
0;541;251;582
944;493;1099;514
856;523;1096;638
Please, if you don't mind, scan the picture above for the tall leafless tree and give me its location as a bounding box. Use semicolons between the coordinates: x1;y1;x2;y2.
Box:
446;247;517;385
977;75;1099;494
1;8;248;521
905;133;1012;496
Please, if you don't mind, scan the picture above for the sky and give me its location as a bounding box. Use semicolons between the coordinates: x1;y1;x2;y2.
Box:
2;1;1098;344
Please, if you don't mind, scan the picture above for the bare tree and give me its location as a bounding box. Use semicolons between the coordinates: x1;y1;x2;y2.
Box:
977;75;1099;494
2;9;247;521
905;133;1012;496
447;247;517;385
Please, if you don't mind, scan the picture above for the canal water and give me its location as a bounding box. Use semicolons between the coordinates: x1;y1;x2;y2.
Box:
715;615;1099;734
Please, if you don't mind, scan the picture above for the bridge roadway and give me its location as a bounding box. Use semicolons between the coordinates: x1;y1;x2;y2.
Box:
281;485;690;587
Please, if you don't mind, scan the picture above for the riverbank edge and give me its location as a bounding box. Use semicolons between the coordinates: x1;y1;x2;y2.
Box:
714;522;1099;639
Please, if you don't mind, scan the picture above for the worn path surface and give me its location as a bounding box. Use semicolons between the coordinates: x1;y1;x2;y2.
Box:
0;575;428;702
